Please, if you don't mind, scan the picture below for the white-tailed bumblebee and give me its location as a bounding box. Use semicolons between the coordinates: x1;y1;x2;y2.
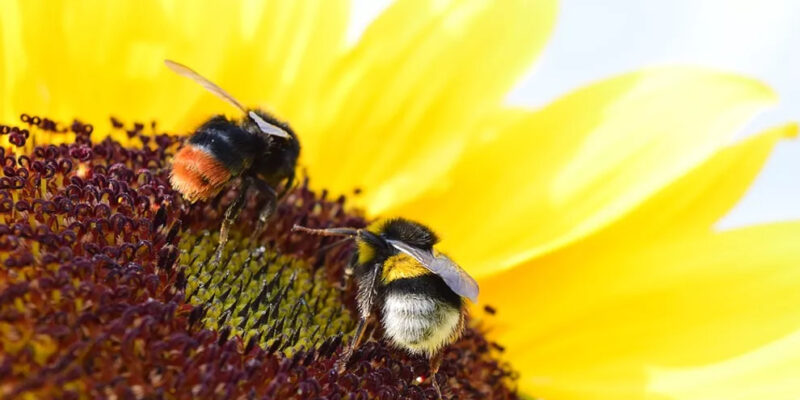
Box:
165;60;300;261
293;218;479;398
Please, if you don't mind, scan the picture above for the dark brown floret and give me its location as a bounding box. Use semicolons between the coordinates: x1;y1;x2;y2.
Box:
0;115;520;400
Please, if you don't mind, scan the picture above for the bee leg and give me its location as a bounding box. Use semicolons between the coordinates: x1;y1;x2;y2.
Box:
251;180;278;240
337;262;381;372
335;314;374;373
429;351;445;399
214;178;251;263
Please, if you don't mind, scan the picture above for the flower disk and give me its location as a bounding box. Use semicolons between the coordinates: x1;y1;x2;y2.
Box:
180;231;354;356
0;115;519;399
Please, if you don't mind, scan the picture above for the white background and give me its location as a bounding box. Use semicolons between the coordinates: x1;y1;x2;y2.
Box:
351;0;800;229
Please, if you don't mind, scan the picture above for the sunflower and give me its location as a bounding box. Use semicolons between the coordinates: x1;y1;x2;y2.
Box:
2;1;799;399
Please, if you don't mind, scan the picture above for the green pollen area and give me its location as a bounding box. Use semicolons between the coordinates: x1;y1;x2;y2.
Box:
179;230;353;355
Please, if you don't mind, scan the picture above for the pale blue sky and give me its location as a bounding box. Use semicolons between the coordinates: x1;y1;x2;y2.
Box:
352;0;800;229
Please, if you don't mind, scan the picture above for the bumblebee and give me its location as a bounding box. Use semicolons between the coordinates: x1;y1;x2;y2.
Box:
294;218;479;398
165;60;300;261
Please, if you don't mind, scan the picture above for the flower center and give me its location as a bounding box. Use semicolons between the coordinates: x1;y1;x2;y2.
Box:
180;231;354;355
0;114;520;399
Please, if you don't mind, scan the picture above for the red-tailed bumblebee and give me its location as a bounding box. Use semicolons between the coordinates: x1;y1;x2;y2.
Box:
293;218;479;398
165;60;299;261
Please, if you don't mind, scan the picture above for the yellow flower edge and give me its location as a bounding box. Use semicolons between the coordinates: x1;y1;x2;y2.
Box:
3;0;800;399
479;124;800;399
391;67;778;277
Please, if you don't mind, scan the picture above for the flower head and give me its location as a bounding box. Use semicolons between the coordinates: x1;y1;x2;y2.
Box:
0;118;517;399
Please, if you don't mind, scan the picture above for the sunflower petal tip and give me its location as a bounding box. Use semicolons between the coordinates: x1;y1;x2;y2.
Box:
783;123;799;138
719;70;778;104
656;66;778;103
763;122;800;140
746;79;779;106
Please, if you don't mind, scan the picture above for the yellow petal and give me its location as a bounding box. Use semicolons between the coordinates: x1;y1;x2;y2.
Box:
598;123;797;238
485;222;800;400
477;126;799;399
648;329;800;400
0;0;348;134
302;0;557;212
392;68;777;277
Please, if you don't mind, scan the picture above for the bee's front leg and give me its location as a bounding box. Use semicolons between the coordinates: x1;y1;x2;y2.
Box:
249;178;278;240
337;262;381;373
335;313;374;373
214;178;251;264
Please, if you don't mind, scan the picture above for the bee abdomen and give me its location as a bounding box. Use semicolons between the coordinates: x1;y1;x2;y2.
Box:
189;116;260;176
381;292;462;356
170;145;232;202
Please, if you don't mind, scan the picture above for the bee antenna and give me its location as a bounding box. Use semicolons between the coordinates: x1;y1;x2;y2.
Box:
318;237;354;253
291;225;360;238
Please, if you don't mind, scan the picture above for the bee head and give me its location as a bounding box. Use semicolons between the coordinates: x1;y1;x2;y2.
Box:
290;218;438;265
370;218;439;251
351;218;434;265
243;110;301;179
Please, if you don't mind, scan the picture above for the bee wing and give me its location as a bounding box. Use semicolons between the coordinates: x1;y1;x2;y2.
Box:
247;111;291;139
164;60;290;139
387;240;479;303
165;60;248;112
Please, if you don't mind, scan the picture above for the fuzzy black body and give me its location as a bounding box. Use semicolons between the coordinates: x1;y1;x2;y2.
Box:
188;115;264;176
189;110;300;187
351;219;441;316
243;110;300;189
378;219;439;250
293;218;476;397
170;109;299;263
352;219;465;356
165;59;300;202
165;59;302;264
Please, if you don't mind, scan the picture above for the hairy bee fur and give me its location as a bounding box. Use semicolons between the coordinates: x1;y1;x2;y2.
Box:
293;218;478;399
358;220;466;357
164;60;299;263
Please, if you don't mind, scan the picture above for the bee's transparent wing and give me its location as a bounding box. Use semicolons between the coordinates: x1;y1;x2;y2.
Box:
387;240;479;303
164;60;290;139
165;60;248;111
247;111;291;139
